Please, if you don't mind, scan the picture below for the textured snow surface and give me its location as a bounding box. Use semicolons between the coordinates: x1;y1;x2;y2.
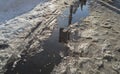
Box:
0;0;50;42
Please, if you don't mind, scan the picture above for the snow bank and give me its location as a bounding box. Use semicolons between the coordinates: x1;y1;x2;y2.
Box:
0;0;51;43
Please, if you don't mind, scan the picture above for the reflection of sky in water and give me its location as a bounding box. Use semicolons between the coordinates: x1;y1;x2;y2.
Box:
57;2;89;28
5;0;90;74
0;0;48;23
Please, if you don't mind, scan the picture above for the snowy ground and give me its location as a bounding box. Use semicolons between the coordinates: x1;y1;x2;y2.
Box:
0;0;75;72
0;0;52;72
0;0;50;42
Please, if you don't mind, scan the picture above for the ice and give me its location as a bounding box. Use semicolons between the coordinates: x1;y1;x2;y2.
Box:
0;0;48;23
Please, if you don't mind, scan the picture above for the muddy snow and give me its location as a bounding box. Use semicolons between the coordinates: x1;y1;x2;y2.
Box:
0;0;120;74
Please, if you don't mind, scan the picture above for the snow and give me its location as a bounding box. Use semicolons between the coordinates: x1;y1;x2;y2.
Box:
0;0;50;42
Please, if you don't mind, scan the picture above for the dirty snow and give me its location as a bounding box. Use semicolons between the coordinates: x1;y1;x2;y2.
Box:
0;0;50;42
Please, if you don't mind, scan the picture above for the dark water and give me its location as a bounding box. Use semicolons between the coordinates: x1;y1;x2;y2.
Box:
5;0;89;74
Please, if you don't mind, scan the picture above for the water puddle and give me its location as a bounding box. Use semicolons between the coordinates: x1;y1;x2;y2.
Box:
5;0;89;74
58;0;89;28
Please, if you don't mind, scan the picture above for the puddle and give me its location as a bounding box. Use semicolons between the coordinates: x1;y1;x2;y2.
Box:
5;0;89;74
58;0;89;28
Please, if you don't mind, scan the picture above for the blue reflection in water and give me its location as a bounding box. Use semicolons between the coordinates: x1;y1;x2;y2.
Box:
57;0;89;28
0;0;48;23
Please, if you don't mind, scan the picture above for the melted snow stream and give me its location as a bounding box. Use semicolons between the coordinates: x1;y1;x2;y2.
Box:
5;0;89;74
